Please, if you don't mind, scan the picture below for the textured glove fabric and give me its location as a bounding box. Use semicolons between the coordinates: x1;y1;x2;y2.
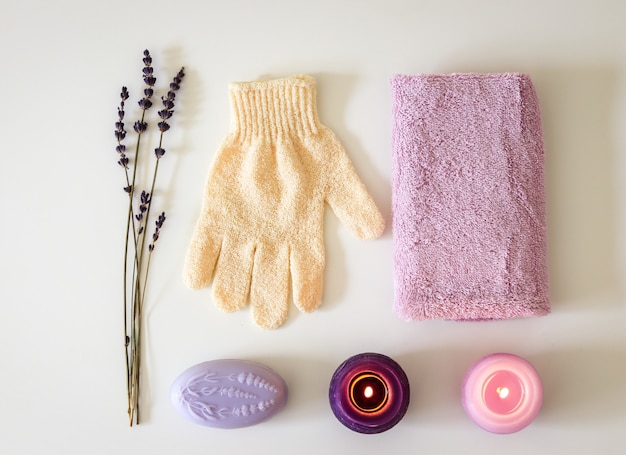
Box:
391;73;550;321
184;75;384;329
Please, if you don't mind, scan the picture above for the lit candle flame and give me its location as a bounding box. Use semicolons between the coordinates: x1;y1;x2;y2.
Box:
496;387;510;399
364;386;374;398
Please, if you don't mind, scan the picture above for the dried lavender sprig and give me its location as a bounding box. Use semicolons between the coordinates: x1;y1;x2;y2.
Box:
115;84;137;419
142;50;156;87
124;51;157;301
137;50;155;110
135;67;185;285
150;71;185;159
139;66;185;259
130;69;184;424
129;60;184;427
141;212;166;305
127;49;156;298
115;87;130;171
155;68;185;136
133;190;150;236
128;50;156;193
135;210;166;420
135;191;150;222
117;51;184;427
149;212;166;252
125;50;158;427
115;91;131;191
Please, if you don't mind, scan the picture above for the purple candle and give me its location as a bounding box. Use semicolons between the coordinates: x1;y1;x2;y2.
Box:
462;353;543;434
329;353;410;434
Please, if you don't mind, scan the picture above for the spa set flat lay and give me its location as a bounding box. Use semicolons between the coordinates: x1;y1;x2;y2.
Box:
115;51;549;434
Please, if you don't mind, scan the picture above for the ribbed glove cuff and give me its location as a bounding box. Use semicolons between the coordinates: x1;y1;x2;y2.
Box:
229;74;320;142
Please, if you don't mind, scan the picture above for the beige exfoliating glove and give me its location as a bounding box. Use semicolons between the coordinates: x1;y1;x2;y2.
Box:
183;75;384;329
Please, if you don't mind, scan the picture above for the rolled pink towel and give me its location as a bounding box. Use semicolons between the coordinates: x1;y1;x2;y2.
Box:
391;73;550;321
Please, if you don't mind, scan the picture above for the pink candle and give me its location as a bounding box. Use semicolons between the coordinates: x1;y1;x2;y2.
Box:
462;353;543;434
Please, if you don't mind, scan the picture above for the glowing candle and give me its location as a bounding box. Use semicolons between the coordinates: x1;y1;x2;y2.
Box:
462;353;543;434
329;353;410;434
350;372;389;413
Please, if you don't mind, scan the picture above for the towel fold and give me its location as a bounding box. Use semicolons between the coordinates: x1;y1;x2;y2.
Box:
391;73;550;321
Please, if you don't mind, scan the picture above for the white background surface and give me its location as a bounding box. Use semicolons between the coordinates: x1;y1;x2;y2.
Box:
1;0;625;454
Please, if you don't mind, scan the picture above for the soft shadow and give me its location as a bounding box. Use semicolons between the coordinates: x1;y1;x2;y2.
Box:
315;73;391;311
532;67;622;305
532;345;626;425
314;71;391;233
157;45;205;213
396;348;477;425
250;354;339;426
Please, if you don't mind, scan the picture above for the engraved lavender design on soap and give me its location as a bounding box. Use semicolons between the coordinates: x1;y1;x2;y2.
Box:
171;360;288;428
180;371;278;421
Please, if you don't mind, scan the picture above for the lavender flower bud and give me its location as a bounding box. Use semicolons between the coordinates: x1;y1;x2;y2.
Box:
116;144;126;154
154;147;165;158
144;76;156;86
158;110;173;120
148;212;166;252
138;98;153;109
158;121;170;132
174;68;185;84
144;88;154;98
115;88;128;156
123;185;132;193
133;121;147;133
156;212;166;228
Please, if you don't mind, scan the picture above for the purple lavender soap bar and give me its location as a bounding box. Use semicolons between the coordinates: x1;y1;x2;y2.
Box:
171;359;288;429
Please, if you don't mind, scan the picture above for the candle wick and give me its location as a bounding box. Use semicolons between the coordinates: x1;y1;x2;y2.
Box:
496;387;510;399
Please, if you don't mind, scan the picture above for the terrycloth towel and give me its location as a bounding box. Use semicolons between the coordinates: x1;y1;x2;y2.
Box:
391;73;550;321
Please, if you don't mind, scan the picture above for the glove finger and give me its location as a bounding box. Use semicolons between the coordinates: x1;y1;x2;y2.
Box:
183;226;222;290
291;239;325;313
322;130;385;239
250;243;289;329
213;236;255;312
